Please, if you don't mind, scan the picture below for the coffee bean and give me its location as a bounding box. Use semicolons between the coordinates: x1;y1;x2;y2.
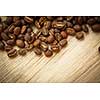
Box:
8;24;15;33
33;47;42;55
39;35;47;42
44;50;53;57
1;32;9;40
17;34;24;40
76;32;84;40
61;31;68;39
73;25;81;32
24;17;33;23
27;27;32;33
7;49;17;57
0;41;4;50
47;35;54;43
66;22;73;28
33;39;40;47
66;28;76;36
40;42;48;51
18;49;27;56
55;33;62;41
82;24;89;33
87;18;96;25
21;25;27;34
6;17;13;25
6;39;15;46
35;20;41;29
77;17;83;25
16;39;25;48
24;33;32;42
51;44;60;52
14;27;21;35
59;39;67;47
44;21;51;29
5;45;13;51
42;28;49;36
91;24;100;32
25;41;33;51
54;28;60;33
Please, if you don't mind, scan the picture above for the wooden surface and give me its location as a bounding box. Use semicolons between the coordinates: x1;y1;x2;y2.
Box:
0;20;100;83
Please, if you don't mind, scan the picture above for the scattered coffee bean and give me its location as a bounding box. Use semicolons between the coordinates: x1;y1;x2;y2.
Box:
33;39;40;47
6;39;15;46
44;50;53;57
66;28;76;36
51;44;60;52
40;42;48;51
24;17;33;23
76;32;84;40
14;27;21;35
91;24;100;32
47;35;54;43
73;25;81;32
59;39;67;47
18;49;27;56
61;31;68;39
82;24;89;33
33;47;42;55
7;49;17;57
1;32;9;41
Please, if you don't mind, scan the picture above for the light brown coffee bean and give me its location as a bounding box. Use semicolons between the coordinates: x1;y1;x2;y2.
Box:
51;44;60;52
21;25;27;34
40;42;48;51
8;24;15;33
76;32;84;40
59;39;67;47
33;39;40;47
44;21;51;29
55;33;62;41
24;17;33;23
44;50;53;57
66;28;76;36
16;39;25;48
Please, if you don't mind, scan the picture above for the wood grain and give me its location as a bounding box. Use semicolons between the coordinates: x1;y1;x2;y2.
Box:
0;19;100;82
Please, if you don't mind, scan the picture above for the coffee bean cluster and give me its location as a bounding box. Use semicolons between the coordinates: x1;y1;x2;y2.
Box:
0;16;100;58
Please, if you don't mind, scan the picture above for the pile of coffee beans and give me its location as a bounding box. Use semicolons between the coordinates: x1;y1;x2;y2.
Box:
0;16;100;58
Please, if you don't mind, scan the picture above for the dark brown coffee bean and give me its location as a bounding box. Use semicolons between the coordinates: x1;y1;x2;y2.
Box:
6;39;15;46
1;32;9;40
0;41;4;50
21;25;27;34
55;33;62;41
33;47;42;55
40;42;48;51
33;39;40;47
8;24;15;33
24;17;33;23
18;49;27;56
24;33;32;42
59;39;67;47
44;21;51;29
73;24;81;32
44;49;53;57
27;27;32;33
47;35;54;43
7;49;17;57
51;44;60;52
14;27;21;35
5;45;13;51
17;34;24;40
16;39;25;48
61;31;68;39
13;16;20;22
76;32;84;39
91;24;100;32
77;16;83;25
87;18;96;25
66;22;73;28
66;28;76;36
6;17;13;25
82;24;89;33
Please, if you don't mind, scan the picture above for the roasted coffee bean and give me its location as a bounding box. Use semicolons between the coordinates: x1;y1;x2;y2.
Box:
44;49;53;57
24;16;33;23
76;32;84;39
73;24;81;32
52;40;58;45
87;18;96;25
33;47;42;55
6;17;13;25
40;42;48;51
59;39;67;47
33;39;40;47
14;27;21;35
49;28;55;36
44;21;51;29
56;17;63;21
14;20;21;26
51;44;60;52
47;35;54;43
66;28;76;36
47;16;54;20
77;16;83;25
18;49;27;56
24;33;32;42
61;31;68;39
0;41;4;50
1;32;9;40
13;16;20;22
39;35;47;42
5;45;13;51
6;39;15;46
8;24;15;33
35;20;41;29
91;24;100;32
25;41;33;51
41;28;49;36
21;19;26;25
16;39;25;48
17;34;24;40
66;22;73;28
55;33;62;41
39;17;47;25
7;49;17;57
21;25;27;34
82;24;89;33
27;27;32;33
54;28;60;33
